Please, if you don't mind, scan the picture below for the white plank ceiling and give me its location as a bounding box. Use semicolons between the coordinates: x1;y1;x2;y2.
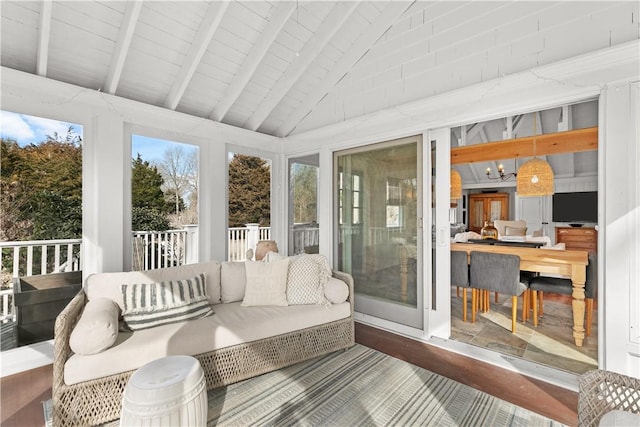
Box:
1;0;638;143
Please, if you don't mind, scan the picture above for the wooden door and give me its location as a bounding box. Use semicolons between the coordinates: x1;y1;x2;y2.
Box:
468;193;509;233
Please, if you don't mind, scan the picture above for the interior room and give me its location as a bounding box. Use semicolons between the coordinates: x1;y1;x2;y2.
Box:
449;102;599;374
1;1;639;426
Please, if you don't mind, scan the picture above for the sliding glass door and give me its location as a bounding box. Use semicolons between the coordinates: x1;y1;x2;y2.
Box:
334;136;422;328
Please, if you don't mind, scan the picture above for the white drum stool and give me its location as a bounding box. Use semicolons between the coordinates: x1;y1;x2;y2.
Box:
120;355;207;426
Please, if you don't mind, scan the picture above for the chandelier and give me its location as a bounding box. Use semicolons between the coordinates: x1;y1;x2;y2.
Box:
486;160;517;181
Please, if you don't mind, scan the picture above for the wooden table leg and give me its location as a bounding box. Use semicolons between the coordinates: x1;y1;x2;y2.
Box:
399;247;408;303
571;265;587;347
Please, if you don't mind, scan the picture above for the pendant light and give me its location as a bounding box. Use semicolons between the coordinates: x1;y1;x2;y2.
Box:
517;113;554;197
450;169;462;200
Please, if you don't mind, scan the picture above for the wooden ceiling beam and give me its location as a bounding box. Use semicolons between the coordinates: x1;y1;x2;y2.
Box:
451;127;598;165
36;0;52;77
211;2;295;122
276;1;412;137
104;1;142;94
165;1;229;110
244;2;358;131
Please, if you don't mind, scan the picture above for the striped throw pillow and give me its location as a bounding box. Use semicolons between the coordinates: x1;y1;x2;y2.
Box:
121;274;213;331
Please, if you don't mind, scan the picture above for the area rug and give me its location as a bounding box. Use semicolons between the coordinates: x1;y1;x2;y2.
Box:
207;344;562;426
44;344;564;426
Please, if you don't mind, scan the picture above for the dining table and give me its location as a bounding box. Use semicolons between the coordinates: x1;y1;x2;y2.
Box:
451;242;590;347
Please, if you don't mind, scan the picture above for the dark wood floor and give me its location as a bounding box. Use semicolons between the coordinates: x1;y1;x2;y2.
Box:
1;363;52;427
356;322;578;426
1;323;577;427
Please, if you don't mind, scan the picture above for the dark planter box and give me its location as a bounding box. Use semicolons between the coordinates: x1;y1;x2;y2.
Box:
14;271;82;346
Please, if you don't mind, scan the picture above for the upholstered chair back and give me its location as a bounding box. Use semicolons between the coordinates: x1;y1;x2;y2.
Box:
470;251;527;297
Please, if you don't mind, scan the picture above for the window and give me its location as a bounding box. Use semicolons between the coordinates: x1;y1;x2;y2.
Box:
288;155;319;255
130;135;199;270
338;172;362;225
0;110;83;349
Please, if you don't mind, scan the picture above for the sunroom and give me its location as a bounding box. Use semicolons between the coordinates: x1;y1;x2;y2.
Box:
1;1;639;426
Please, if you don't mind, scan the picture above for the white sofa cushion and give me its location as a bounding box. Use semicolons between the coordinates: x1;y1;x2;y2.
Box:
85;261;222;309
242;259;290;307
286;254;331;305
64;300;351;385
220;262;246;303
69;298;119;355
121;274;213;331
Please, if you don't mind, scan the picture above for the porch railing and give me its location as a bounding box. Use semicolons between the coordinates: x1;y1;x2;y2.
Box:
228;225;272;261
0;238;82;323
1;225;298;322
132;230;188;271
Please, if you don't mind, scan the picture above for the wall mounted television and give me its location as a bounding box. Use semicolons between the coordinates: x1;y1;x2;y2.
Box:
552;191;598;224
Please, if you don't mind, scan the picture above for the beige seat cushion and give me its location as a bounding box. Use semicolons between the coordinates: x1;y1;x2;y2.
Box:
64;301;351;385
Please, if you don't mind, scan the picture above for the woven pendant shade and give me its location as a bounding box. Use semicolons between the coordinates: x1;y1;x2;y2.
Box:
516;157;554;196
450;169;462;200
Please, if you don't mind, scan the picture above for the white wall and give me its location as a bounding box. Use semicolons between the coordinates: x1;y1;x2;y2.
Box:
283;40;640;379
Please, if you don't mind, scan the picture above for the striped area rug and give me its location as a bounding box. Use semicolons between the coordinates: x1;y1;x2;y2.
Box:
207;344;563;426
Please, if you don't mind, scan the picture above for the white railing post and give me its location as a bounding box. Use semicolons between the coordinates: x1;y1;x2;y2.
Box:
183;225;199;264
245;223;260;260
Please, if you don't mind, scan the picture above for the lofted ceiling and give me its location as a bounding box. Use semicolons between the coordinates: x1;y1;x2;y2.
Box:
1;1;638;140
451;100;600;187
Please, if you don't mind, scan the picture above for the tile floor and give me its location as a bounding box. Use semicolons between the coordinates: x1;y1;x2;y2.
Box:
450;286;598;374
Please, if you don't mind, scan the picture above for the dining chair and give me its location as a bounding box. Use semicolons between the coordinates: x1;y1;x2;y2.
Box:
469;251;528;333
530;251;597;336
451;250;470;321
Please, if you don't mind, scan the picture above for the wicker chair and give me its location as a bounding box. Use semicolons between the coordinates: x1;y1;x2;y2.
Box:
578;369;640;426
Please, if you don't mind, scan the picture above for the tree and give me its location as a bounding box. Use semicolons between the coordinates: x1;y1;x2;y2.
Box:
0;135;82;240
131;154;165;211
291;163;318;224
158;145;196;215
228;154;271;227
131;154;169;231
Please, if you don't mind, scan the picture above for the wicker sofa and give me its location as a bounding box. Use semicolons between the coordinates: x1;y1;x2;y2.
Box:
52;258;355;426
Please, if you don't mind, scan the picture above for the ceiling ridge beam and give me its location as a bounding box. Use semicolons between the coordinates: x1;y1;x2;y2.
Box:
104;1;142;94
36;0;52;76
211;2;296;123
451;127;598;165
164;1;229;110
275;1;413;137
244;2;359;132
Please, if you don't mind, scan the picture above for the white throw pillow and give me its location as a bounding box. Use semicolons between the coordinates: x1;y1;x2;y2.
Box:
70;298;120;355
323;277;349;304
242;258;290;307
221;262;247;303
121;274;213;331
286;254;331;305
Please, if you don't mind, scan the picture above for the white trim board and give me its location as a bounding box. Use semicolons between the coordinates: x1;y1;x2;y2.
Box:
1;340;54;378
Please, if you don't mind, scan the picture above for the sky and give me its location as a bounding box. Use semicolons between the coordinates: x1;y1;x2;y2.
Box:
1;110;195;164
1;110;82;145
131;134;193;164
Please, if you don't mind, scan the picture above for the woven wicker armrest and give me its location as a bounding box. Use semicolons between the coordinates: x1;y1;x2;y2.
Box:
53;289;86;390
578;369;640;426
